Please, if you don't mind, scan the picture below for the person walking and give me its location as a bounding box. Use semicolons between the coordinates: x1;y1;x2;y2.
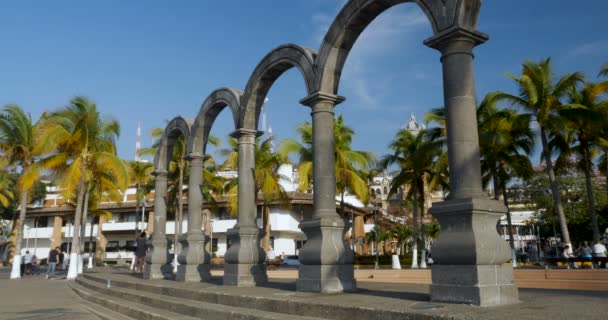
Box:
133;232;147;274
47;246;59;278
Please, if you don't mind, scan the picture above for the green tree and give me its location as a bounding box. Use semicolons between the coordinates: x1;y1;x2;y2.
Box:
477;94;534;261
0;105;44;279
492;58;583;247
279;115;375;212
382;128;444;268
559;81;608;242
128;160;154;235
36;97;128;278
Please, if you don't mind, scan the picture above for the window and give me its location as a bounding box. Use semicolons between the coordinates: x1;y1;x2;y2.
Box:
126;240;136;252
36;217;49;227
106;241;119;252
270;236;275;250
84;242;97;252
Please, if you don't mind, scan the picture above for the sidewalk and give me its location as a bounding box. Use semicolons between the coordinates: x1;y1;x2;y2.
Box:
0;268;99;320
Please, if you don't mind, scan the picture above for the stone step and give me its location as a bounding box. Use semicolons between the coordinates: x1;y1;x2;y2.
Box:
80;299;136;320
75;276;329;320
70;281;198;320
80;273;445;320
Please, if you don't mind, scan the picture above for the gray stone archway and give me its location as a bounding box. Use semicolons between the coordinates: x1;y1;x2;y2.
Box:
222;44;317;287
145;117;193;280
175;88;243;282
304;0;516;306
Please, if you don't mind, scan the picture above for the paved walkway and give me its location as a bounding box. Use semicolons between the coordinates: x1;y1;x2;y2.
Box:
0;269;98;320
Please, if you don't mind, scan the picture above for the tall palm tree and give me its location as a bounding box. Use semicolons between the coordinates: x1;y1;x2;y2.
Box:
222;136;287;252
492;58;583;247
0;159;14;209
382;128;443;268
128;160;154;236
476;94;534;265
559;81;608;242
279;115;375;212
36;96;127;279
0;105;43;279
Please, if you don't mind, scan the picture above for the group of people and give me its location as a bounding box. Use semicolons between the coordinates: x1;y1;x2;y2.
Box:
20;246;66;278
559;241;608;269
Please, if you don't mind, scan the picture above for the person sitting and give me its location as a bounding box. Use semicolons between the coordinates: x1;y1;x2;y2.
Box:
561;245;578;269
592;241;607;268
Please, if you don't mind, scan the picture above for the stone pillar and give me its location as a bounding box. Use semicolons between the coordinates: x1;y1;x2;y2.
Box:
424;28;518;306
297;92;356;293
177;154;211;282
144;170;171;280
51;216;63;249
223;128;267;286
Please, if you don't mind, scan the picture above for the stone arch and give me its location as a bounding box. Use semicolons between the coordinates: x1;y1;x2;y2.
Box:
189;87;242;155
240;44;317;130
314;0;483;94
153;116;193;173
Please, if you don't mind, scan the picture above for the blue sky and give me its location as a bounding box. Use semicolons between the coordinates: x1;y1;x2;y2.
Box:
1;0;607;164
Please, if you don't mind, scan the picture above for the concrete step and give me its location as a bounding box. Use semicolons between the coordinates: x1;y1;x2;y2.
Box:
75;276;328;320
70;281;198;320
80;299;136;320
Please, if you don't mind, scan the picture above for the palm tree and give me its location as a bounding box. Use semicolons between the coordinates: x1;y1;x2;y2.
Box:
222;135;287;252
382;128;443;268
476;94;534;264
128;160;154;236
492;58;583;247
600;63;608;78
0;105;43;279
0;159;14;209
393;224;413;256
279;115;375;213
36;96;127;279
559;81;608;242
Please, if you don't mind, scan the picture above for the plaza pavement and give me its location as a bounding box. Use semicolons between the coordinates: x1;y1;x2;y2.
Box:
0;267;99;320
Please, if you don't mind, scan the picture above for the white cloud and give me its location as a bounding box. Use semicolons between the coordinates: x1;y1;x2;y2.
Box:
567;40;608;57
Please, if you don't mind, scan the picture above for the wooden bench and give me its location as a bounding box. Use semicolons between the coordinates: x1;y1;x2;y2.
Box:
545;257;608;269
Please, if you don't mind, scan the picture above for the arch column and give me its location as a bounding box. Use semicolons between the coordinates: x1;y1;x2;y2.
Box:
144;170;171;280
425;28;518;306
223;128;268;287
177;154;211;282
296;92;356;293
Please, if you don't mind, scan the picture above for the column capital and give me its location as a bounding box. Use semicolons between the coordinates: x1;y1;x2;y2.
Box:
184;153;206;162
424;27;488;53
229;128;263;139
299;91;345;107
152;170;168;177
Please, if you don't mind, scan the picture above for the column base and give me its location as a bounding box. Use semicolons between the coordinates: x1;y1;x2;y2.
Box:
176;264;211;282
175;235;211;282
223;263;268;287
297;264;356;293
431;264;519;306
297;218;356;293
143;237;172;280
222;226;267;287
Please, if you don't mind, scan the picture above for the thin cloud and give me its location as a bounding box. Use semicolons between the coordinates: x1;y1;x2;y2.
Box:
567;40;608;57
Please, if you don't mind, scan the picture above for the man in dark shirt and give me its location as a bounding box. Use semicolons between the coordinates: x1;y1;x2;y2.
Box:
134;232;148;273
47;247;59;278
